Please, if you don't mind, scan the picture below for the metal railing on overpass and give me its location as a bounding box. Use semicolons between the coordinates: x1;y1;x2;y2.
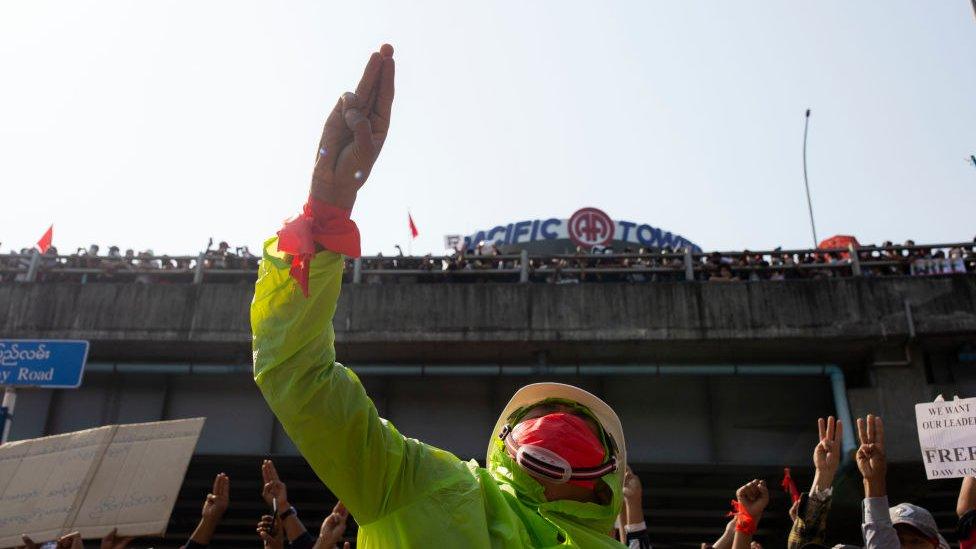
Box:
1;241;973;284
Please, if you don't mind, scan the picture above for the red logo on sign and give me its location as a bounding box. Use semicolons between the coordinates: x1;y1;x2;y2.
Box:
568;207;615;249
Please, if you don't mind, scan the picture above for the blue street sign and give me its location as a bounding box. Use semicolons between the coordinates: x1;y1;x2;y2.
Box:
0;340;89;388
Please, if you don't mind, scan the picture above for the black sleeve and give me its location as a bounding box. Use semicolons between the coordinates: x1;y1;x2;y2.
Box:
288;531;316;549
625;527;653;549
958;509;976;545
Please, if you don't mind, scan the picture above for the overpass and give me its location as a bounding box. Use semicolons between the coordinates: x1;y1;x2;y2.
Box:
2;275;975;546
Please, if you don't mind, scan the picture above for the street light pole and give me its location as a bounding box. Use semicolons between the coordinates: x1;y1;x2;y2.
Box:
802;108;819;247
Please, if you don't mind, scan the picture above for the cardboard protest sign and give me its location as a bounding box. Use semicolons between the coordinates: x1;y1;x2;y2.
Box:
915;397;976;479
0;418;204;548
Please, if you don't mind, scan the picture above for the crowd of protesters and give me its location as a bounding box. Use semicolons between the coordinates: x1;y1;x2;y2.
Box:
354;239;976;284
13;460;350;549
0;240;257;283
12;413;976;548
1;238;974;284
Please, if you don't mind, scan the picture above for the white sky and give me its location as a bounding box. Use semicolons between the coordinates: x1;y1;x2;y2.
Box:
1;1;974;256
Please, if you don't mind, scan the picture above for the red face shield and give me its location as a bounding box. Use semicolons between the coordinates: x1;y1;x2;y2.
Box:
503;411;613;489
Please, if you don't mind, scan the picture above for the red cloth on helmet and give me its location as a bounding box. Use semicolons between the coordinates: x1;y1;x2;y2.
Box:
513;412;606;489
277;196;361;297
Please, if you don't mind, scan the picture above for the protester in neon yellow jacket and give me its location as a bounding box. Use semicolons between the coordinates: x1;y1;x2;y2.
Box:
252;44;628;547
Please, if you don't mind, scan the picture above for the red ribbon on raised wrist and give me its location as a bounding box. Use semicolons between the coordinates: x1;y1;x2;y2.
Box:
276;196;361;297
727;499;758;535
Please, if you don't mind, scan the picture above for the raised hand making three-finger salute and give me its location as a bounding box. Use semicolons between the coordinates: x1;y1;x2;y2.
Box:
856;415;886;498
273;44;395;296
313;501;349;549
262;460;320;548
787;417;844;549
184;472;230;549
813;416;843;493
311;44;394;210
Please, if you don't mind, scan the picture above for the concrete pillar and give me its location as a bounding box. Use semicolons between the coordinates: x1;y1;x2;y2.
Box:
519;250;529;283
193;252;206;284
847;344;931;462
684;247;695;281
849;244;862;277
353;257;362;284
25;250;41;282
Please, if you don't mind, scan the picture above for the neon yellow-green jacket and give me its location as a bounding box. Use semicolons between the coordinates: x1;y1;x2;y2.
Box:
252;238;625;547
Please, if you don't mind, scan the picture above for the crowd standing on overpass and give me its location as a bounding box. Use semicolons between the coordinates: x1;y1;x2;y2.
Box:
1;238;974;284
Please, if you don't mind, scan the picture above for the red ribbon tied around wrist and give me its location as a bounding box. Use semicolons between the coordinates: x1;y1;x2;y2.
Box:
276;196;361;297
727;499;758;535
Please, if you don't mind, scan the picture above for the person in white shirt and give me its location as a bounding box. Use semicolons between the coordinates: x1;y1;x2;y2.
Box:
855;415;948;549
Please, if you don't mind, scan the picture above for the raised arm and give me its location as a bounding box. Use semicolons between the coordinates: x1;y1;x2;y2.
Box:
253;44;460;525
731;480;769;549
788;417;841;548
959;476;976;518
183;472;229;549
253;43;391;518
856;415;896;549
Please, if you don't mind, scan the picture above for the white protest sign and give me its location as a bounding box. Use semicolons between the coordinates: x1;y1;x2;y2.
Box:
915;397;976;479
0;418;204;548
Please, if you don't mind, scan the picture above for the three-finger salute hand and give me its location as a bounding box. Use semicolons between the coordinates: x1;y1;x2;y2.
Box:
202;472;230;520
262;460;289;510
812;416;843;492
856;415;887;496
312;43;395;210
318;501;349;546
814;416;843;473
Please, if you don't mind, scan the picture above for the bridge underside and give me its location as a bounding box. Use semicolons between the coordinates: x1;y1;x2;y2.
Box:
2;276;975;544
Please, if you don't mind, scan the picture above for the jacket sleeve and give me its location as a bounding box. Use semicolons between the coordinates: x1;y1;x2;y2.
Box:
251;237;463;525
787;491;831;549
862;495;898;549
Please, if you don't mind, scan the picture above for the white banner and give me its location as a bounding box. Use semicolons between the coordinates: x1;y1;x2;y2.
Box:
915;397;976;479
0;418;204;548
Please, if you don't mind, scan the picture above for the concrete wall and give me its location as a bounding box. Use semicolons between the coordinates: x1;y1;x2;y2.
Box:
1;276;974;363
2;276;975;462
7;369;836;466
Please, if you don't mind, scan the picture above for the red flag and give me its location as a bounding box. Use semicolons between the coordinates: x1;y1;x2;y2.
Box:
408;213;419;238
37;224;53;253
781;467;800;504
